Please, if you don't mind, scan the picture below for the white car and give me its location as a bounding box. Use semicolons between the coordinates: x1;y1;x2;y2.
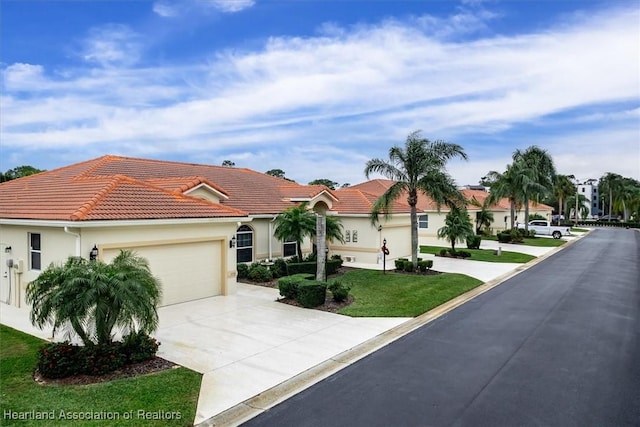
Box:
518;220;571;239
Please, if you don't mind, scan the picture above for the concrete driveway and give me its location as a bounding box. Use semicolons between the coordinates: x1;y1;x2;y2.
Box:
155;284;409;424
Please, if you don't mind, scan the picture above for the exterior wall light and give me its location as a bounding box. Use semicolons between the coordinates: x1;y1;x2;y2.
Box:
4;246;11;253
229;236;237;248
89;245;99;261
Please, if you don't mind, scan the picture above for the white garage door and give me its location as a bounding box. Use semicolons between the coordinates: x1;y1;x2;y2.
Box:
103;240;222;306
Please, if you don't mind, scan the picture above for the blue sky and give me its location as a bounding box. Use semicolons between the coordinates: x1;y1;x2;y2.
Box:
1;0;639;187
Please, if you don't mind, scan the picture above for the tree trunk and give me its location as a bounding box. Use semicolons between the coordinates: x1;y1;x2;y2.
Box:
410;205;418;268
510;200;516;229
524;198;530;232
315;215;326;281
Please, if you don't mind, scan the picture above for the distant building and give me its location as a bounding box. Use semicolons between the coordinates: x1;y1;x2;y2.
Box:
577;179;599;218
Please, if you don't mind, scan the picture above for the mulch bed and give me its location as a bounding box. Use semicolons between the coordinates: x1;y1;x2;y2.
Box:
34;357;178;386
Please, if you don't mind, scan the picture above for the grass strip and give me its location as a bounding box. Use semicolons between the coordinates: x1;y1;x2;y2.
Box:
337;269;482;317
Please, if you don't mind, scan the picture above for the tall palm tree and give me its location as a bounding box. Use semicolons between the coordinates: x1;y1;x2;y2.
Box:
599;173;624;221
512;146;556;232
485;162;527;229
554;174;576;219
273;202;317;261
26;251;161;346
437;205;475;253
364;130;468;267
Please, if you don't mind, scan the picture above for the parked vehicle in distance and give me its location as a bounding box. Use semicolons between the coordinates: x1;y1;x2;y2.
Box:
517;220;571;239
597;215;620;222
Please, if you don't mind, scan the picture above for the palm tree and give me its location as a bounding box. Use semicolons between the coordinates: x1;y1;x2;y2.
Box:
273;202;316;260
512;146;556;232
566;194;590;219
26;251;161;346
468;196;495;235
485;162;527;229
437;205;475;253
554;174;576;220
323;215;345;244
599;173;624;221
364;130;468;267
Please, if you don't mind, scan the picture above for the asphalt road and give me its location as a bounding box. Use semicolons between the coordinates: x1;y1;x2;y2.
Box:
242;229;640;427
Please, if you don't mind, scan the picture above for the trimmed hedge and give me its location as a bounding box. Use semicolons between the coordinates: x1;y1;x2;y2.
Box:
286;259;343;276
297;281;328;308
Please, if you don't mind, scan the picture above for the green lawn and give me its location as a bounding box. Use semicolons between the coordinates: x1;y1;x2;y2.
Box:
482;235;566;247
419;245;535;263
0;325;201;426
337;269;482;317
571;227;589;232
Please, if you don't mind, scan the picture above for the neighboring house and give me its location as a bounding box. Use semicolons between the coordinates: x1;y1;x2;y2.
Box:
577;180;599;218
336;180;553;257
0;155;336;307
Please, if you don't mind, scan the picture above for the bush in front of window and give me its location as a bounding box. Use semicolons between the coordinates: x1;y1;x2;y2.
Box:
247;264;273;282
237;263;249;279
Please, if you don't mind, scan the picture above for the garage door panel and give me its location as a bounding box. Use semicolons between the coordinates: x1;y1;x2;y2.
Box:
103;240;222;306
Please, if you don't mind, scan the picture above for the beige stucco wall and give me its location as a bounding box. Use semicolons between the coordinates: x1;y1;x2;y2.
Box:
0;219;239;308
329;215;412;264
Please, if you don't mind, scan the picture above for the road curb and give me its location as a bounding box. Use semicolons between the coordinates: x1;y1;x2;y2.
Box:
197;233;588;426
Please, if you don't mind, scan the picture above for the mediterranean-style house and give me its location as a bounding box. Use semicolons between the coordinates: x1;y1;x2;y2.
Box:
0;155;552;308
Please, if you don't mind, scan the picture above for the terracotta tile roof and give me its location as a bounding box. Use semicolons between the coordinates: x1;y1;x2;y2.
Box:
350;180;552;213
461;189;553;212
332;188;412;215
0;168;247;221
0;155;345;222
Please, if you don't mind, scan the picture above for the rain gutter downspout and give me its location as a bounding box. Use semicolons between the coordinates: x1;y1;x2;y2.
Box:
269;216;277;260
64;227;81;257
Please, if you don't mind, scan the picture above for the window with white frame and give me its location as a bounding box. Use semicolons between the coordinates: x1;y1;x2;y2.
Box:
283;238;297;257
345;230;350;242
236;225;253;263
29;233;41;270
352;230;358;242
418;214;429;228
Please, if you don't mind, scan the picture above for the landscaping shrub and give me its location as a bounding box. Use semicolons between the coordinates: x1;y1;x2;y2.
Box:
82;342;127;376
278;276;302;299
287;259;343;276
439;248;448;257
122;331;159;364
248;264;273;282
296;281;327;308
497;230;512;243
417;260;433;272
37;342;83;379
237;263;249;279
328;280;350;302
466;235;482;249
403;260;415;272
509;228;524;243
456;250;472;259
271;258;288;278
395;258;408;270
331;254;342;261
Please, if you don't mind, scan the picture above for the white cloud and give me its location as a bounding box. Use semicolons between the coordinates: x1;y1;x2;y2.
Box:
152;1;179;17
81;24;143;67
209;0;255;13
2;4;639;184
